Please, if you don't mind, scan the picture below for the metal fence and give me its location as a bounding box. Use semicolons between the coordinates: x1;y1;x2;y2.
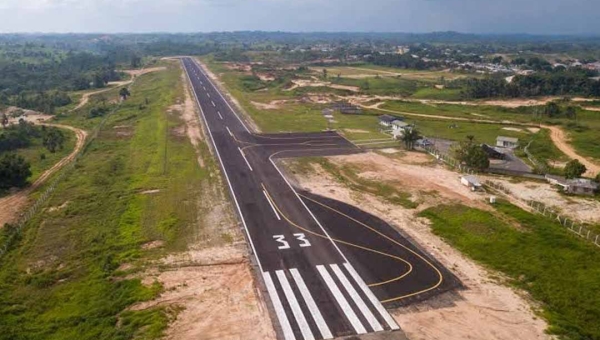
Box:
422;145;477;175
0;72;143;259
484;180;600;248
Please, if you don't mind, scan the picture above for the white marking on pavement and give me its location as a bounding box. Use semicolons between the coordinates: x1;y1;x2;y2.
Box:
189;58;251;132
264;272;296;340
276;270;314;340
263;190;281;221
218;111;223;120
316;265;366;335
207;92;211;98
226;126;234;137
211;100;216;107
238;147;253;171
181;59;264;273
344;263;400;330
290;269;333;339
330;264;383;332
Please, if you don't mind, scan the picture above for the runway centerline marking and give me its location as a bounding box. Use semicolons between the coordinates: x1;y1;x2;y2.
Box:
211;100;216;107
218;111;223;120
238;147;253;171
262;185;281;221
226;126;234;138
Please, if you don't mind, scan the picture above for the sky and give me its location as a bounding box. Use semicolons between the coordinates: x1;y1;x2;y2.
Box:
0;0;598;35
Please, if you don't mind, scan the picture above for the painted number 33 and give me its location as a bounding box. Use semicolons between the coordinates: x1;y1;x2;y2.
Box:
273;233;311;249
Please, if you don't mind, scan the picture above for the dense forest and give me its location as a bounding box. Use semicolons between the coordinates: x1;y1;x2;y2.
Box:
460;69;600;99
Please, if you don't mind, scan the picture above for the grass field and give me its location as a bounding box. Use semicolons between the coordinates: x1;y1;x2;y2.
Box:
0;62;214;339
420;201;600;340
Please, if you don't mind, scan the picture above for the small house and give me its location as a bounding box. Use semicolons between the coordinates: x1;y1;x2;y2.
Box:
566;178;599;196
331;101;362;115
391;121;412;139
545;174;569;189
496;136;519;149
461;175;482;191
378;114;402;128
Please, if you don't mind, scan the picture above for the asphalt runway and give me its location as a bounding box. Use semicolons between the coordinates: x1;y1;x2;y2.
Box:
181;57;460;340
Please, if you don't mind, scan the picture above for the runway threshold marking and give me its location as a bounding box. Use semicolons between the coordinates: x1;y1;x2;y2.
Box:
298;193;444;303
276;270;315;340
344;263;400;330
316;265;367;334
263;272;295;340
331;264;383;332
262;185;281;221
290;268;334;339
238;147;253;171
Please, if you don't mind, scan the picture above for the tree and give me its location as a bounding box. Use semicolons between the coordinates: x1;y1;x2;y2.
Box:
454;137;490;171
119;88;131;100
544;102;561;117
564;159;587;179
42;128;65;153
565;106;577;120
595;173;600;183
0;154;31;190
131;55;142;68
322;68;328;79
401;128;420;150
1;113;8;128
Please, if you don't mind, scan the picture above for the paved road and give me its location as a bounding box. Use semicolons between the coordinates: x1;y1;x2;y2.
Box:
181;57;460;340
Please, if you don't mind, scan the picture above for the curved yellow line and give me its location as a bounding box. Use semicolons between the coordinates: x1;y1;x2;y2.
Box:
261;184;413;282
297;193;445;303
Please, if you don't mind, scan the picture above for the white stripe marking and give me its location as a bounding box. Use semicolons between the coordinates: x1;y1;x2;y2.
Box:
263;190;281;221
211;100;216;107
290;269;333;339
203;86;206;90
276;270;314;340
226;126;234;137
316;265;366;335
331;264;383;332
190;58;251;132
238;147;253;171
344;263;400;330
264;272;296;340
218;111;223;120
207;92;211;98
181;59;263;272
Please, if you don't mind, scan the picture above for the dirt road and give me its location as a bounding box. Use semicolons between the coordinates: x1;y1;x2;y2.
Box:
0;123;87;227
543;125;599;177
72;67;167;111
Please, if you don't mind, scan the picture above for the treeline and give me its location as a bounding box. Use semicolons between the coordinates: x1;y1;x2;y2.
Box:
0;51;122;113
0;120;65;153
366;53;438;70
460;70;600;99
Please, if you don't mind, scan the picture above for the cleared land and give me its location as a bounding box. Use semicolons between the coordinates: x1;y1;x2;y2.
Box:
0;61;272;340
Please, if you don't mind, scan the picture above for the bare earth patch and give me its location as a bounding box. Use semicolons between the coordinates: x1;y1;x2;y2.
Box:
483;176;600;224
287;151;551;340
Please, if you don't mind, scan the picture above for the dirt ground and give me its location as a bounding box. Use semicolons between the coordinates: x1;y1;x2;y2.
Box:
291;79;360;92
541;124;599;177
0;122;88;227
288;151;552;340
127;63;276;340
482;175;600;224
133;246;275;340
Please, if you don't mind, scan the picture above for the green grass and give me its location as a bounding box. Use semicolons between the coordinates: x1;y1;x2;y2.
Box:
526;128;570;163
0;61;211;339
420;201;600;339
411;87;463;101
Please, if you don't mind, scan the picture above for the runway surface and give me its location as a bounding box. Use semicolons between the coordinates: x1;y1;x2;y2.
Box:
181;57;460;340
